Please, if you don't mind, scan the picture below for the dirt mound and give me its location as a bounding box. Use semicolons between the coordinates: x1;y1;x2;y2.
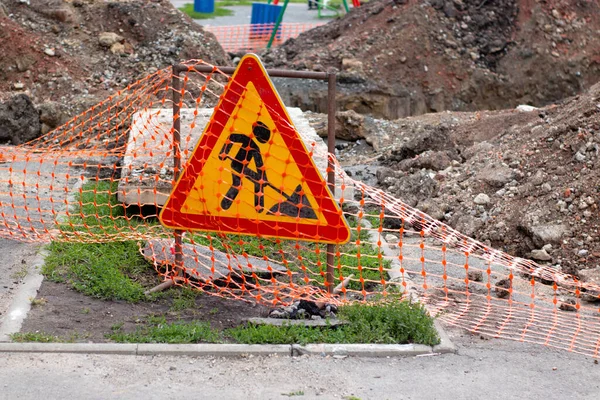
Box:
264;0;600;119
0;0;228;128
349;82;600;279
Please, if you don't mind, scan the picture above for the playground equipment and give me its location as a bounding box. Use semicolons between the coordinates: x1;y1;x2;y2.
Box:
258;0;359;48
317;0;352;19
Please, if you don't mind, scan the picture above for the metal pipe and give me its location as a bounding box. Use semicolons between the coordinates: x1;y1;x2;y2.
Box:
174;64;329;81
172;66;184;278
326;72;337;293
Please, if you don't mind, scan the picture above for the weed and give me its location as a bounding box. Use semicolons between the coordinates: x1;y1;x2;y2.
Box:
282;391;305;397
81;308;90;314
11;332;62;343
10;265;28;281
209;307;219;315
29;297;47;307
227;300;439;346
107;317;222;344
111;322;124;332
68;331;91;342
170;288;201;312
336;300;440;346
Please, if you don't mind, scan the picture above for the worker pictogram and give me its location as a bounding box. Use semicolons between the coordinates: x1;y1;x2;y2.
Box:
159;54;350;244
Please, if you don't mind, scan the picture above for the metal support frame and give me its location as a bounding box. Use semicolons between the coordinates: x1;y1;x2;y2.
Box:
167;63;338;293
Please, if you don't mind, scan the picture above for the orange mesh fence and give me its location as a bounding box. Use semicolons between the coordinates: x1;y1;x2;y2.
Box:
1;59;599;358
205;23;325;52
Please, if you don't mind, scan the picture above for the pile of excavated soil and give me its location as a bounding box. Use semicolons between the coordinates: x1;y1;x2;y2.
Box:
264;0;600;119
329;81;600;283
0;0;228;136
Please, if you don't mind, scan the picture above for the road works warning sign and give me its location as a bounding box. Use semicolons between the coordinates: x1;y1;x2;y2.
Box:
159;54;350;244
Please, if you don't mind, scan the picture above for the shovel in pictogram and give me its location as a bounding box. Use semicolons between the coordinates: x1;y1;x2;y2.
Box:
223;155;317;219
264;182;317;220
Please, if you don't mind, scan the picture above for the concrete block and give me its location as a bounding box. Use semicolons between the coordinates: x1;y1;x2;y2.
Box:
119;107;353;206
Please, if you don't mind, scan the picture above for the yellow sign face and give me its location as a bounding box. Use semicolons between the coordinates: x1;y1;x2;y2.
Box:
181;81;325;224
159;54;351;244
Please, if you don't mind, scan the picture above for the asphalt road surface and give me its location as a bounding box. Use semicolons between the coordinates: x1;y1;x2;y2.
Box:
0;331;598;400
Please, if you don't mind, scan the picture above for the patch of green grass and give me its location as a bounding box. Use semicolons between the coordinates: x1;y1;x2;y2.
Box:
288;217;391;291
11;332;62;343
227;300;439;346
107;317;222;344
61;180;156;237
107;301;438;346
217;0;307;5
170;288;202;312
217;0;253;6
29;297;47;307
178;3;234;19
43;180;159;302
11;331;90;343
43;240;150;302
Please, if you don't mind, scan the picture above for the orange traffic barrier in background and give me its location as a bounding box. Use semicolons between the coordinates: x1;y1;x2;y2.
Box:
205;23;325;52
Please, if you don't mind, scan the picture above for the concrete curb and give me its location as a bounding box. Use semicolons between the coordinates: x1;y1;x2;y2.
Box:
136;343;291;356
0;341;452;358
0;248;46;342
432;320;457;354
292;343;434;357
0;342;137;355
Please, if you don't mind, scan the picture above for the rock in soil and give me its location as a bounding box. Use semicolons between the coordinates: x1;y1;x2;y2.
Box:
0;94;40;144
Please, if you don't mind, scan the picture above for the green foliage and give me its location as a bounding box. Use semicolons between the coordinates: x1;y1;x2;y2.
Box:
62;180;156;236
11;332;62;343
337;300;440;346
191;232;282;259
107;301;438;345
283;391;305;397
43;240;150;302
43;180;158;302
11;331;89;343
178;3;234;19
288;217;391;291
107;317;222;344
170;288;202;312
217;0;254;6
227;301;440;346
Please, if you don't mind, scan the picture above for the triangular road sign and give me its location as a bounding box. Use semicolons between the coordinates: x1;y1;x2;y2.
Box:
159;54;351;244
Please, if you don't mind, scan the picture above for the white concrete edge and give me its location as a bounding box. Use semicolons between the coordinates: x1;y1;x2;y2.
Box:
292;343;434;357
432;320;457;354
0;248;47;342
0;342;449;358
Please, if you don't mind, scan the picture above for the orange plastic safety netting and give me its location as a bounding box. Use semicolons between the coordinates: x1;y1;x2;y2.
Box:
1;59;599;358
205;23;325;53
